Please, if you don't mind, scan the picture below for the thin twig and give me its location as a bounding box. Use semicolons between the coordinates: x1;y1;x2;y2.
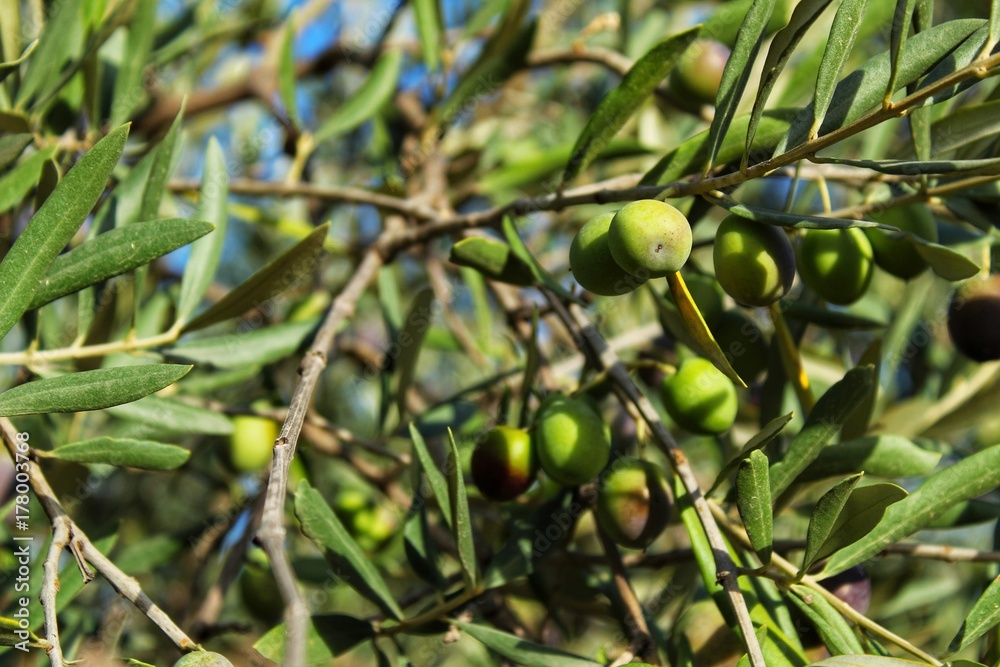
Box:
595;523;658;664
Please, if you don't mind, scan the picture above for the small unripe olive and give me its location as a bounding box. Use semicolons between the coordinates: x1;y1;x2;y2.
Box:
864;205;937;279
333;489;398;551
948;275;1000;362
714;310;769;382
173;652;236;667
535;396;611;486
660;357;738;435
796;228;874;305
471;426;538;501
228;415;278;473
607;200;693;278
669;39;731;106
713;215;795;307
570;211;647;296
595;458;672;549
238;548;282;625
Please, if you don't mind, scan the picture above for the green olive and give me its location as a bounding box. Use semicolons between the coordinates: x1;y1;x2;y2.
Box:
607;200;693;278
714;310;769;382
948;275;1000;362
660;357;738;435
595;458;672;549
471;426;538;501
864;205;937;279
796;228;874;305
713;215;795;307
173;652;236;667
227;415;278;473
674;600;742;667
238;548;282;625
333;489;398;552
535;396;611;486
570;211;647;296
669;39;731;106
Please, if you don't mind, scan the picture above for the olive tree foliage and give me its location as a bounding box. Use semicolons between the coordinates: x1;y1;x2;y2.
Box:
1;0;1000;665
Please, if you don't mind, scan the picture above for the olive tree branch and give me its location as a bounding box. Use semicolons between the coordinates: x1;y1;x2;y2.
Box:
538;292;767;667
0;417;199;661
595;522;659;665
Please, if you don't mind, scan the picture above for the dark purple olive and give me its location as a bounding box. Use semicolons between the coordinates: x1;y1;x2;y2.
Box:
948;275;1000;362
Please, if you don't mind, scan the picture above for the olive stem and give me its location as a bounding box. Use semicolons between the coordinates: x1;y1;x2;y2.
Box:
708;501;944;667
767;302;816;415
377;587;482;636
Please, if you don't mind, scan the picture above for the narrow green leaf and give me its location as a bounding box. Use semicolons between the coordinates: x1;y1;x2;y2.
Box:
991;0;1000;53
454;621;602;666
799;435;941;482
404;505;446;589
801;473;863;573
107;395;233;435
665;272;747;387
138;106;184;224
165;319;317;368
786;584;865;656
501;217;577;302
32;156;59;210
807;656;929;666
810;0;872;138
15;0;83;105
707;196;892;230
449;237;535;286
949;574;1000;653
409;423;452;528
735;625;807;667
413;0;443;71
769;366;875;500
813;155;1000;175
182;222;328;332
823;445;1000;576
254;613;374;663
0;39;37;84
0;124;128;341
0;364;191;416
29;219;214;310
781;302;886;330
278;17;300;127
0;146;58;214
315;49;403;143
109;0;155;126
295;482;404;620
704;0;775;172
563;25;700;186
446;428;477;591
396;289;435;421
0;133;33;170
746;0;836;165
912;237;981;281
0;617;44;649
44;437;189;470
176;137;229;325
775;19;985;154
710;412;794;496
886;0;918;105
642;109;797;186
736;450;774;565
928;499;1000;529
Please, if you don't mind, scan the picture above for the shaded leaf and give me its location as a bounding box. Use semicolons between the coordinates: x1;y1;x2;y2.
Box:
801;473;863;573
769;366;875;500
823;446;1000;576
183;222;328;332
706;196;892;230
449;237;535;286
736;450;774;565
315;49;403;142
501;217;576;301
798;436;941;482
813;155;1000;175
295;482;404;620
0;124;127;341
710;411;794;496
404;505;446;589
176;137;229;325
446;428;477;590
454;621;602;666
887;0;919;105
781;302;886;330
807;657;929;666
0;133;33;170
15;0;82;105
562;25;700;185
786;584;865;656
30;219;214;310
0;146;57;215
44;437;189;470
810;0;870;138
254;613;374;663
166;319;317;368
0;364;191;416
413;0;444;71
0;39;37;84
949;574;1000;653
912;237;981;280
107;395;233;435
409;423;452;528
33;156;59;210
397;289;436;421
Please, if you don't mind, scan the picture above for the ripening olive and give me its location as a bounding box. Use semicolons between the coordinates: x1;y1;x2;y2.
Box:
864;205;937;279
570;211;647;296
796;228;874;305
660;357;738;435
173;652;236;667
238;548;282;625
333;489;398;552
669;39;731;106
948;275;1000;362
227;415;278;473
535;396;611;486
595;458;672;549
714;310;769;382
822;565;872;615
607;200;693;278
713;215;795;307
471;426;538;501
